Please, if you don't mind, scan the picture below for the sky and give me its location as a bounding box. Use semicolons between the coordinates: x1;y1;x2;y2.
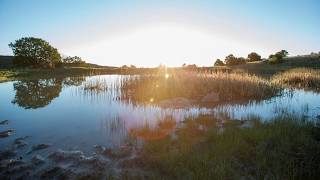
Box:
0;0;319;67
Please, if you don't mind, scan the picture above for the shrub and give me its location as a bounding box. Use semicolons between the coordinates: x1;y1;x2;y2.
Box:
225;54;246;66
214;59;225;66
247;52;261;62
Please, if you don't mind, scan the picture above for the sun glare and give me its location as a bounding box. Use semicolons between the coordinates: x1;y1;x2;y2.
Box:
165;73;170;79
74;24;228;67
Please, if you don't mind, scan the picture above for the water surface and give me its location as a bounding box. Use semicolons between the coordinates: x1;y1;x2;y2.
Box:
0;75;319;155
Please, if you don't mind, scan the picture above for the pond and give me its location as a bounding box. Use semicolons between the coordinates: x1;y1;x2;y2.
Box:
0;74;320;177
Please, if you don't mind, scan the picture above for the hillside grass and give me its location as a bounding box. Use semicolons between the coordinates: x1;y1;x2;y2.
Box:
130;115;320;179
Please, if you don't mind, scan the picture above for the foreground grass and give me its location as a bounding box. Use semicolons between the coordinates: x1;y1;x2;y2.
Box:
122;72;281;104
133;115;320;179
272;68;320;92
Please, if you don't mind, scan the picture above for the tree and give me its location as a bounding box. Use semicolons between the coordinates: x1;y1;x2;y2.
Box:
214;59;225;66
278;50;288;57
62;56;85;64
225;54;246;66
9;37;61;68
247;52;261;62
268;50;288;64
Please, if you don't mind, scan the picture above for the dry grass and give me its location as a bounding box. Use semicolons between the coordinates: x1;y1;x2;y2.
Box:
272;68;320;92
121;71;281;104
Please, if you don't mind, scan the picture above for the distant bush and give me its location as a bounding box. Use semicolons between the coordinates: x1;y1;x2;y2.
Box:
214;59;225;66
9;37;61;68
247;52;261;62
225;54;246;66
268;50;288;64
62;56;86;64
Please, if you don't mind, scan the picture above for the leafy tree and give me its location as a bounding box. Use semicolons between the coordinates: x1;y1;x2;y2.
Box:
214;59;225;66
225;54;246;66
278;50;288;57
9;37;61;68
268;50;288;64
247;52;261;62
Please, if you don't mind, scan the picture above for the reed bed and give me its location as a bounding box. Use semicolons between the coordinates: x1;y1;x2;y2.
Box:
272;68;320;92
121;71;281;104
82;77;109;92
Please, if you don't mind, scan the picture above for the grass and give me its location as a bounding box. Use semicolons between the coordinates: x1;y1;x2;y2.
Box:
131;114;320;179
272;68;320;92
121;71;281;105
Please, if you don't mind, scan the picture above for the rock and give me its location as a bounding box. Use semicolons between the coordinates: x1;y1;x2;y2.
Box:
14;136;29;148
31;155;46;165
0;129;14;138
48;149;85;162
201;92;219;103
0;120;9;125
40;166;74;179
31;143;51;151
0;149;16;160
158;97;193;108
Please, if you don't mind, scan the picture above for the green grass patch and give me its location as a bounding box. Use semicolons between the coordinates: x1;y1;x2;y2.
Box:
134;115;320;179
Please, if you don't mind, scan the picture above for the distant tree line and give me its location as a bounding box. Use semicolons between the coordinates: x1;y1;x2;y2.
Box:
214;50;289;66
9;37;86;68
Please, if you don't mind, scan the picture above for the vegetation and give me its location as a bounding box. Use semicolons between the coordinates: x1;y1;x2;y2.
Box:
62;56;86;64
224;54;246;66
272;68;320;92
247;52;261;62
121;71;281;104
132;115;320;179
214;59;225;66
268;50;289;64
9;37;61;68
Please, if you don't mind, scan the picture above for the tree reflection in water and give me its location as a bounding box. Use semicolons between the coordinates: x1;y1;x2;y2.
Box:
12;78;63;109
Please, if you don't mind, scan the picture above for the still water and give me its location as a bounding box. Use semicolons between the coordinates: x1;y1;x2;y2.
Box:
0;75;319;154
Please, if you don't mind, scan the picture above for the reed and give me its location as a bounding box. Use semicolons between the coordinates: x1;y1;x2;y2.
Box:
121;71;281;104
272;68;320;92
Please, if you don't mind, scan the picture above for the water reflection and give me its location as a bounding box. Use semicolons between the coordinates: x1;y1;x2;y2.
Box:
12;78;63;109
1;75;319;154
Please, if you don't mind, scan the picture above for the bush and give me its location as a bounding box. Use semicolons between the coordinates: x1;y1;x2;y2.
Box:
225;54;246;66
214;59;225;66
247;52;261;62
268;50;288;64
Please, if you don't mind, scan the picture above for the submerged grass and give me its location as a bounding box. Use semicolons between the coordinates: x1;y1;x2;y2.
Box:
122;71;281;104
134;115;320;179
272;68;320;92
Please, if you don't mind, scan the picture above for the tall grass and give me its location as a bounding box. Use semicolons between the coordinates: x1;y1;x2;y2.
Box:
272;68;320;92
121;71;281;104
132;115;320;179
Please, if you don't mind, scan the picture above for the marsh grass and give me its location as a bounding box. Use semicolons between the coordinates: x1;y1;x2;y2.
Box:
272;68;320;92
83;77;109;92
121;71;281;104
135;115;320;179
